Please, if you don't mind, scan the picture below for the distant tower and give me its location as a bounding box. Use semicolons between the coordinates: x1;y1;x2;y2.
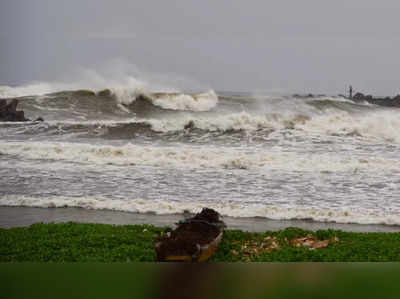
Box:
349;85;353;99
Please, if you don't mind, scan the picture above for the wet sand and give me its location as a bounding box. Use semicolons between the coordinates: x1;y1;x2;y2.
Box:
1;206;399;232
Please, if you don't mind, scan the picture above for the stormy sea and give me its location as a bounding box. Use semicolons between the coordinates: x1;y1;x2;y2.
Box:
1;81;400;230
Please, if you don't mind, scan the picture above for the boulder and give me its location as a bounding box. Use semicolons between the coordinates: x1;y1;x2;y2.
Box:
0;99;29;122
351;92;400;107
0;99;7;109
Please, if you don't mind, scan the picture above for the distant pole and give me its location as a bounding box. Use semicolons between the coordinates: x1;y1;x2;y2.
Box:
349;85;353;99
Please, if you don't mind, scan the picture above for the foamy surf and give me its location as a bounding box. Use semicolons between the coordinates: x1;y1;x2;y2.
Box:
1;141;400;172
150;90;218;111
296;109;400;143
6;86;399;144
108;89;218;112
1;195;400;226
3;77;400;230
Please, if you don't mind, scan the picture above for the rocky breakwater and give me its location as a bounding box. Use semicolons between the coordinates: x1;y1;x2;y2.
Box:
352;92;400;108
0;99;43;122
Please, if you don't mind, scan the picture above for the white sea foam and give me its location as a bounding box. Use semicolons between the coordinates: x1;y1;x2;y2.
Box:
150;90;218;111
296;109;400;143
109;89;218;112
1;195;400;226
146;110;306;133
193;111;282;131
146;107;400;145
1;141;399;172
107;79;150;105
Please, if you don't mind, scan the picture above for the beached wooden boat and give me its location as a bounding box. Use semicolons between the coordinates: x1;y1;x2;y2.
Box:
155;208;225;262
155;230;223;262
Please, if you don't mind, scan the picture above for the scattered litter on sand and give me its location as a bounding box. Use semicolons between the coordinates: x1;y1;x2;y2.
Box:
231;234;340;260
290;235;339;250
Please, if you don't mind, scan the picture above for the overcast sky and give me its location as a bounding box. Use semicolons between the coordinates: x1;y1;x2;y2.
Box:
1;0;400;95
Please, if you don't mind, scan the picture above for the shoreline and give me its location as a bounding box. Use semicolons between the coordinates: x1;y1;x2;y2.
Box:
1;206;399;233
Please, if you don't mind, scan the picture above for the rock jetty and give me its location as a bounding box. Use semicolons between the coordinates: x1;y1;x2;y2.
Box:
352;92;400;107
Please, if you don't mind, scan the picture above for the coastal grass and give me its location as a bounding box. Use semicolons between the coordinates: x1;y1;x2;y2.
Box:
1;222;400;262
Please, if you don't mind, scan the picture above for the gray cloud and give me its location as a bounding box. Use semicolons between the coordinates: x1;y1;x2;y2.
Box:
1;0;400;95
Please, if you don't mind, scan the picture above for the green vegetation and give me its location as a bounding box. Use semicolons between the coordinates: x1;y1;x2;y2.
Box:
1;222;400;262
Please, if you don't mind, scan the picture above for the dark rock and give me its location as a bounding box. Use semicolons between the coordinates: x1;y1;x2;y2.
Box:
8;99;18;111
0;99;7;109
0;99;29;122
184;120;195;130
350;92;400;108
34;117;44;122
14;110;26;120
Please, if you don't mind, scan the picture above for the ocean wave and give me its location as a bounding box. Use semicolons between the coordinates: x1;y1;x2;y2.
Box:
1;141;399;171
146;111;288;133
296;109;400;143
4;82;400;143
0;111;308;136
3;106;400;144
109;89;218;112
150;90;218;111
0;83;218;113
2;195;400;226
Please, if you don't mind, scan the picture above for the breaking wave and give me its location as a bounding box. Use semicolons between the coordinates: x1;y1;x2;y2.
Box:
295;109;400;143
1;141;399;171
108;89;218;111
2;195;400;226
6;88;219;114
2;79;400;144
3;105;400;144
